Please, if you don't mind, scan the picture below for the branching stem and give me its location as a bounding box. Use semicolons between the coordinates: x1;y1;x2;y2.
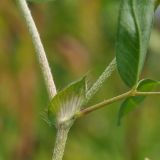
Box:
17;1;125;160
17;1;160;160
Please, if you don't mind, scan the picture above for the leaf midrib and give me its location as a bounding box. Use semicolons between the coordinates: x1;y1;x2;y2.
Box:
131;0;141;85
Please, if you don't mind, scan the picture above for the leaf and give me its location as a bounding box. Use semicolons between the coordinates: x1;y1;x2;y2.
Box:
155;0;160;7
116;0;155;87
117;79;159;125
48;77;86;126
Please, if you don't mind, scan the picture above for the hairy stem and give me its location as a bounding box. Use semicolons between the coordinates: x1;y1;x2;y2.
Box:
17;1;68;160
17;0;57;99
52;125;71;160
86;58;116;102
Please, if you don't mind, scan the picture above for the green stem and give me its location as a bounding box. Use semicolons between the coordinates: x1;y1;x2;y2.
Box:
76;90;160;118
52;125;71;160
136;91;160;96
77;90;132;118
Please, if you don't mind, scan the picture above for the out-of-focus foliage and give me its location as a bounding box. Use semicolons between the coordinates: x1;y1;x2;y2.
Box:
0;0;160;160
27;0;53;3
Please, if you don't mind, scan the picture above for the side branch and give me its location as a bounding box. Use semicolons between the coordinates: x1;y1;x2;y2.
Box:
77;90;132;118
86;58;117;102
77;90;160;118
136;91;160;96
17;0;57;99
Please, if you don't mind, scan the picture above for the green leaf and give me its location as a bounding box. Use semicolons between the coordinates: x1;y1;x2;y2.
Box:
116;0;155;87
117;79;159;125
48;77;86;126
155;0;160;7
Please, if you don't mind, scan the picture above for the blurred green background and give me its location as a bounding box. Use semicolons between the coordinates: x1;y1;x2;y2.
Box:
1;0;160;160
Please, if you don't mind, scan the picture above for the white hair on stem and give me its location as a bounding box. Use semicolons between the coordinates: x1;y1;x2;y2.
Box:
17;0;57;99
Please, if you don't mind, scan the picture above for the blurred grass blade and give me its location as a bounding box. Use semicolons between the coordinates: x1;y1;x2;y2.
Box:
27;0;53;3
117;79;160;125
116;0;155;87
48;77;86;126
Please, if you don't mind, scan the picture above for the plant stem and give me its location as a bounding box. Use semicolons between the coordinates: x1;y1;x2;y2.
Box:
52;125;71;160
136;91;160;96
86;58;117;102
77;90;132;118
17;1;67;160
77;90;160;118
17;0;57;99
